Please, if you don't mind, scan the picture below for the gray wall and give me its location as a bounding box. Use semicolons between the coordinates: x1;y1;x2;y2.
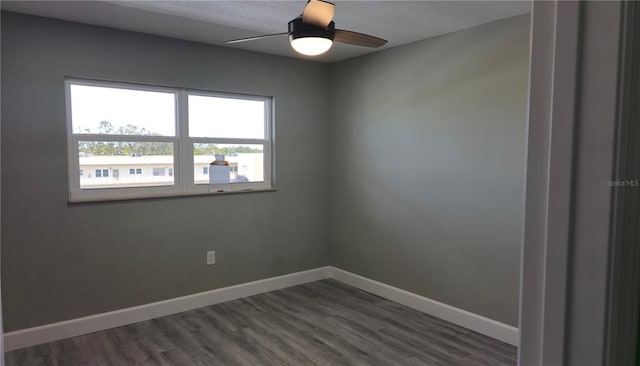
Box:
328;15;530;326
1;12;330;331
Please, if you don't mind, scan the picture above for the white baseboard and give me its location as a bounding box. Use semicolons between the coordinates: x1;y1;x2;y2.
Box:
4;265;519;351
328;266;519;346
3;267;331;351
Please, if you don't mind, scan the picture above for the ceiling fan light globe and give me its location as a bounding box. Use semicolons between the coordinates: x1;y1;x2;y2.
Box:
290;36;333;56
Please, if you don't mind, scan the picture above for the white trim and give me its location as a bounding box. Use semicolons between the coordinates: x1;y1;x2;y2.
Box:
328;267;519;346
4;267;330;351
65;79;79;196
177;90;189;194
518;2;559;364
72;135;178;142
188;137;268;145
4;266;520;351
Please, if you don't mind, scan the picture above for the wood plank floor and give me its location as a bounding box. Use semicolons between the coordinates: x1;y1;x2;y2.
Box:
6;279;517;366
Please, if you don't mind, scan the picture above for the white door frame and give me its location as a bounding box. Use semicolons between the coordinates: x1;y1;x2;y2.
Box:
519;1;637;365
603;1;640;365
518;2;581;364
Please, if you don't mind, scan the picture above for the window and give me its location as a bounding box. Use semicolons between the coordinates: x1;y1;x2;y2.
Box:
189;94;269;187
95;169;109;178
66;79;273;202
152;168;166;176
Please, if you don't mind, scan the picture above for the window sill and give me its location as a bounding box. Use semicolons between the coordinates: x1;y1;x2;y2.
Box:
68;187;277;204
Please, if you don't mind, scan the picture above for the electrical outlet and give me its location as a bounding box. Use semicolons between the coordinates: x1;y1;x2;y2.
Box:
207;250;216;265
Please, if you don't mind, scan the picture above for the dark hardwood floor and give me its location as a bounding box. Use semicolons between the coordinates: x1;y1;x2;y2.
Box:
6;279;517;366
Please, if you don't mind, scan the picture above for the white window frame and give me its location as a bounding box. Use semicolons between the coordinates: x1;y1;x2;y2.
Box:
65;78;274;202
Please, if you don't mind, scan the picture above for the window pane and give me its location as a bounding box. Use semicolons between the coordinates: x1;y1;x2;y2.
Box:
78;141;174;189
193;143;264;184
70;84;176;136
188;95;265;139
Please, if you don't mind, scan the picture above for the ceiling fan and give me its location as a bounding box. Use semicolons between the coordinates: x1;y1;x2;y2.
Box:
225;0;388;56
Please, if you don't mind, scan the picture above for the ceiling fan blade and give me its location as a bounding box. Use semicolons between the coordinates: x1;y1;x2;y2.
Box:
302;0;335;28
334;29;388;48
225;33;288;44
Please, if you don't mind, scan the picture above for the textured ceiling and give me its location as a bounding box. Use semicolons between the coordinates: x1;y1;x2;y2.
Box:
2;1;531;63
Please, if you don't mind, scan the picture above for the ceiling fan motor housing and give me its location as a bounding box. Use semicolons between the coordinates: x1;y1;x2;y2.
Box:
288;17;335;41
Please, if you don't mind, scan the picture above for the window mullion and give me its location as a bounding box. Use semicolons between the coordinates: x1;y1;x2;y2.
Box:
189;137;268;145
72;134;176;143
178;89;192;193
69;135;81;192
265;140;273;188
265;98;273;187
